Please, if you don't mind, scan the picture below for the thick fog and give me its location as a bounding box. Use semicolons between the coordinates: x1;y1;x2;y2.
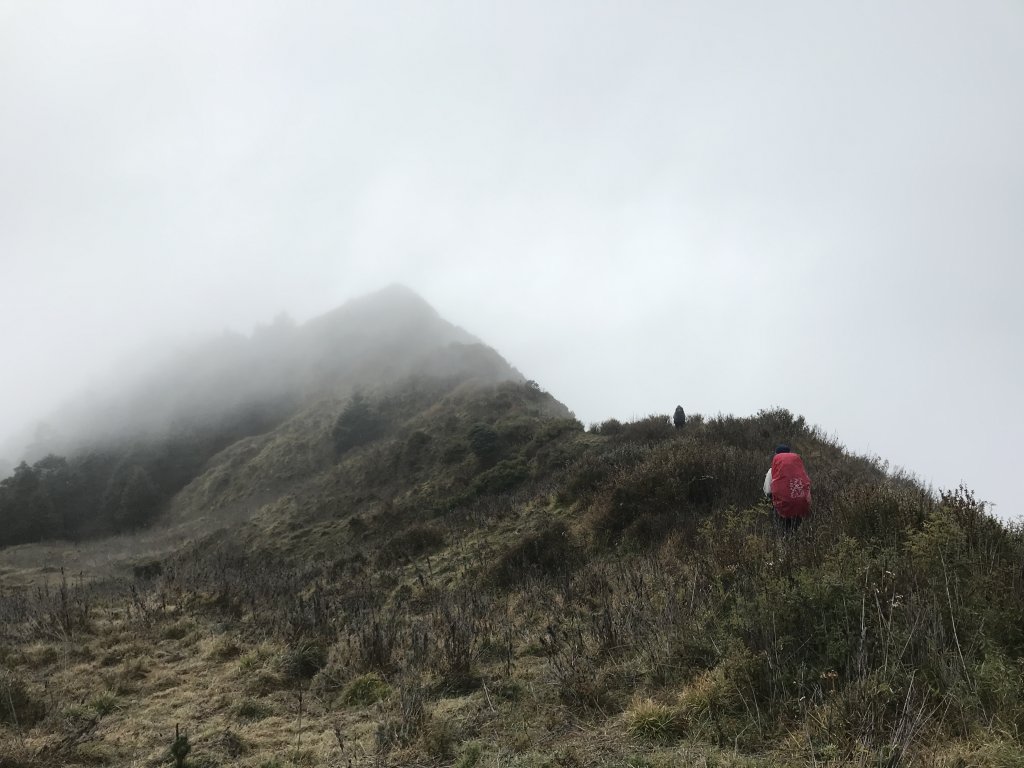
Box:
1;2;1021;516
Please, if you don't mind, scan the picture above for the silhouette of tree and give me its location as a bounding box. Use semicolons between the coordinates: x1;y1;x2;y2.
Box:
468;423;500;466
332;391;384;454
103;463;160;531
0;462;58;544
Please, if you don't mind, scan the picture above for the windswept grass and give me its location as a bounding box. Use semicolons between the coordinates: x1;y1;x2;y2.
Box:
1;386;1021;766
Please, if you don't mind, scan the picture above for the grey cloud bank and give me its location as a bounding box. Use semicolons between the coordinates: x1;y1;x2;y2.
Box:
1;2;1021;515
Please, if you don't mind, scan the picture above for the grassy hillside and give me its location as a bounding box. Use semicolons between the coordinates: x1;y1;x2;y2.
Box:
2;374;1022;767
0;287;519;548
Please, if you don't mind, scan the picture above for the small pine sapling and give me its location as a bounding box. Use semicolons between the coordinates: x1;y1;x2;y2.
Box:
170;724;191;768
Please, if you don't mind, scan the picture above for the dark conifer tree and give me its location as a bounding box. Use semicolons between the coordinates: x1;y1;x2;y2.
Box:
332;391;384;454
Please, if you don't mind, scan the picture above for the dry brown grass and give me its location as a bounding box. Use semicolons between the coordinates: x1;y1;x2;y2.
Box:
2;399;1022;767
0;553;770;767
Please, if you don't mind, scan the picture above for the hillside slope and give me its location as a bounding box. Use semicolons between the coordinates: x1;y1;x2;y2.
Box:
1;298;1023;768
0;286;523;547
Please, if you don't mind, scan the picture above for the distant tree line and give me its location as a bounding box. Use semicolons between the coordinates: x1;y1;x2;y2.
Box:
0;401;289;548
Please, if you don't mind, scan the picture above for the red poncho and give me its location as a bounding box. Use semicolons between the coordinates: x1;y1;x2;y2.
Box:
770;453;812;519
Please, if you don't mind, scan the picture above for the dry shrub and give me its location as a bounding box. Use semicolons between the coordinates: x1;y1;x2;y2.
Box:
421;714;459;761
676;650;773;749
376;524;446;566
471;458;530;496
803;668;932;765
429;592;487;693
616;415;673;442
832;482;927;546
547;641;620;713
376;682;426;752
343;610;404;674
587;442;757;550
489;522;578;587
0;668;44;727
558;452;613;506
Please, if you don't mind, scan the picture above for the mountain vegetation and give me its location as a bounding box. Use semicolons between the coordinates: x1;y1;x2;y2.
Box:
0;290;1021;767
0;286;514;547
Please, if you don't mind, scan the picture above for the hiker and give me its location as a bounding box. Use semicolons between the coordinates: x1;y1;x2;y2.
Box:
763;444;811;533
673;405;686;428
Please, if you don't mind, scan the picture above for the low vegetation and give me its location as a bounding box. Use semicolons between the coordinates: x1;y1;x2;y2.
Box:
1;376;1021;766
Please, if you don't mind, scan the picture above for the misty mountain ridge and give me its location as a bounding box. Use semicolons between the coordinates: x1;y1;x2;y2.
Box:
20;284;514;459
0;285;531;545
2;286;1022;766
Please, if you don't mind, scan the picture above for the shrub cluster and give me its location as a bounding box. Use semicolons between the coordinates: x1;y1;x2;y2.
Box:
3;398;1021;765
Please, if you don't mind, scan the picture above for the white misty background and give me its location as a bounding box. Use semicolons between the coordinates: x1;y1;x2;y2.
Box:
0;1;1021;516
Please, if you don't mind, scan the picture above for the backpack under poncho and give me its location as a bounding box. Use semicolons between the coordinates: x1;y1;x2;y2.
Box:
770;453;812;519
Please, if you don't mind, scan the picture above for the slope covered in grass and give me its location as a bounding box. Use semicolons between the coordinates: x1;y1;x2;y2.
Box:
0;286;521;547
2;372;1022;767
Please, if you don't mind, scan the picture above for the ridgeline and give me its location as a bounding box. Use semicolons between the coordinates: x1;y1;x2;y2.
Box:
1;289;1021;767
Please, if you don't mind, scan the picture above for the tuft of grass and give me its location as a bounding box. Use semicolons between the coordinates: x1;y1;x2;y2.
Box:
237;646;273;672
205;634;241;661
243;669;286;696
20;642;59;669
375;683;426;752
422;715;459;760
160;618;197;641
236;645;289;694
88;691;119;718
277;639;327;680
340;673;391;707
233;698;274;721
455;742;484;768
211;728;246;759
623;698;685;743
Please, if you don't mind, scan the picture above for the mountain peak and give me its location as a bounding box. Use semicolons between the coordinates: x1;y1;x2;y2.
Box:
303;284;457;338
329;283;434;315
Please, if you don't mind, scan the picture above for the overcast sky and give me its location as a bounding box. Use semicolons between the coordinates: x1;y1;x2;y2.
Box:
1;1;1021;517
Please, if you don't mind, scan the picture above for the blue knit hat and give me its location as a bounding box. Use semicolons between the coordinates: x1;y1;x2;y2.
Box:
775;444;791;454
